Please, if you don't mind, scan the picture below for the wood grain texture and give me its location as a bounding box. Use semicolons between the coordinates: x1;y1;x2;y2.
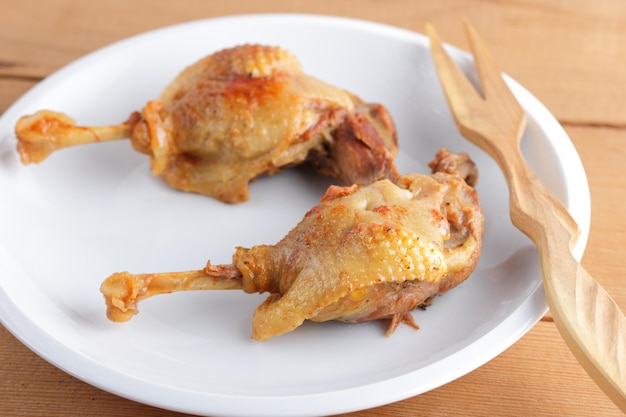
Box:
2;0;625;125
1;0;625;416
2;322;623;417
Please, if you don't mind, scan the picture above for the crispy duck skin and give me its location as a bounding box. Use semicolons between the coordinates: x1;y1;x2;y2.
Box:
14;44;399;203
100;149;484;341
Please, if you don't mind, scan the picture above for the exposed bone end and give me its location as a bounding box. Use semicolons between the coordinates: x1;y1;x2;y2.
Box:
101;265;244;322
14;110;132;164
100;272;149;322
15;111;76;164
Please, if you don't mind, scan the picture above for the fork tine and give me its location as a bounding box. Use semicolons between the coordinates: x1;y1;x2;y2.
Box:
461;19;523;112
425;23;484;123
428;21;527;150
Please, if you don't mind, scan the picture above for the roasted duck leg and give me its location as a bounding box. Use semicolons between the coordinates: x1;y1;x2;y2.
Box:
101;149;484;341
15;44;399;203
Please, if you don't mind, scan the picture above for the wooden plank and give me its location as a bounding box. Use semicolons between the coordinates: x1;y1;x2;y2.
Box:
0;79;35;113
375;320;623;417
1;320;622;417
1;0;625;125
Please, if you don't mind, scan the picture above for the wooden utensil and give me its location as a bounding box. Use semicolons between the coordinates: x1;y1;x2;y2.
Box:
426;20;626;412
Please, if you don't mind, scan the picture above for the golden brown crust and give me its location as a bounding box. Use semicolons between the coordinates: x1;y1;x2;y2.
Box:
98;150;484;340
133;44;399;203
113;152;481;341
14;44;399;203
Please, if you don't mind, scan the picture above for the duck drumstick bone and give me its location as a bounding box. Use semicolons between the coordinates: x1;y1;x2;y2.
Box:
15;44;399;204
100;149;484;341
15;110;136;164
102;264;243;323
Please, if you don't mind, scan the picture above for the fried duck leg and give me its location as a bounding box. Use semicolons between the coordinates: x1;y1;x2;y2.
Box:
15;44;399;203
100;149;484;341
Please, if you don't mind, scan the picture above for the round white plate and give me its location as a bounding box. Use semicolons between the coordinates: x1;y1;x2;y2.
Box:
0;14;590;417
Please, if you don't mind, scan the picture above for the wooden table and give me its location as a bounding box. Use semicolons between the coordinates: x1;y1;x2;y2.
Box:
1;1;624;416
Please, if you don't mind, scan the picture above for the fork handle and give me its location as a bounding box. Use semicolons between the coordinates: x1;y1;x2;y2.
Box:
504;149;626;412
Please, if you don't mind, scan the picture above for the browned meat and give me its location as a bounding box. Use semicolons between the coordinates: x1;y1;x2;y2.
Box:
100;149;484;341
15;44;399;203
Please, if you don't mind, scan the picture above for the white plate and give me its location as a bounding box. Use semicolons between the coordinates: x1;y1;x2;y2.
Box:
0;14;590;417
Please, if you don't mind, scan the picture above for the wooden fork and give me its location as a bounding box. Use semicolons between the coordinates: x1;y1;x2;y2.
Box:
426;20;626;412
